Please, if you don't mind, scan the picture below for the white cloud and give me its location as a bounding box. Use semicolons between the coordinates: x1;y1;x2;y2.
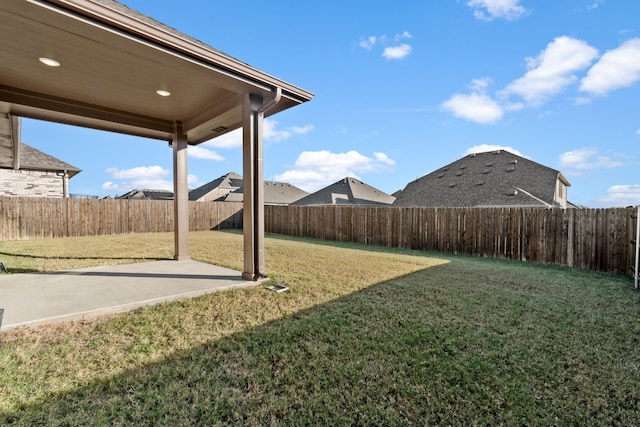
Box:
383;44;412;60
188;145;225;161
102;165;173;193
105;165;168;180
441;92;504;124
187;174;203;188
580;38;640;96
204;129;242;149
275;150;395;192
470;77;491;92
358;32;413;60
102;166;203;194
264;120;314;142
401;31;413;39
503;36;599;106
374;152;396;166
636;129;640;136
101;181;118;191
442;37;598;123
359;36;376;50
201;119;313;150
467;0;528;21
464;145;528;157
574;96;593;105
586;0;605;11
558;148;624;176
595;184;640;207
443;36;640;124
288;124;315;134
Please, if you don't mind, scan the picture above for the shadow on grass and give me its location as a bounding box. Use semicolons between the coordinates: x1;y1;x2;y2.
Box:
1;262;639;426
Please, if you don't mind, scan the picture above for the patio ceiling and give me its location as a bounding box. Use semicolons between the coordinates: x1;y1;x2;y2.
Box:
0;0;313;144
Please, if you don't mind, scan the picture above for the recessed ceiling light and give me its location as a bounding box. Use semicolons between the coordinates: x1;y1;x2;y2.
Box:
39;57;60;67
156;90;171;97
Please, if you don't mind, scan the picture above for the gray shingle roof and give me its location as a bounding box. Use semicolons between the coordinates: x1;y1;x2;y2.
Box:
223;181;309;205
263;181;308;205
18;143;82;177
116;189;173;200
189;172;243;201
292;177;396;206
393;150;569;207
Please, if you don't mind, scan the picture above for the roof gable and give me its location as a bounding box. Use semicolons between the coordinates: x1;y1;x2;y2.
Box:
222;181;309;205
189;172;242;201
293;177;396;206
116;188;173;200
263;181;308;205
394;150;569;207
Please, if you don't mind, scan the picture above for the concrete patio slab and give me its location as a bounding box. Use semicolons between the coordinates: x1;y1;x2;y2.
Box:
0;260;260;331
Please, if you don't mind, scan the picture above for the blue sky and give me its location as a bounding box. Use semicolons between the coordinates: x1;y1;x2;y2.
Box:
20;0;640;207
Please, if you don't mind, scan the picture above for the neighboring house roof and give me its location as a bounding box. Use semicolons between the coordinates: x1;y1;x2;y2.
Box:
292;177;396;206
189;172;243;201
264;181;309;205
393;150;570;208
223;181;309;205
116;189;173;200
16;142;82;177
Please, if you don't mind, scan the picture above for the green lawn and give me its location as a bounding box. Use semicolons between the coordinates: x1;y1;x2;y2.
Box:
1;231;639;426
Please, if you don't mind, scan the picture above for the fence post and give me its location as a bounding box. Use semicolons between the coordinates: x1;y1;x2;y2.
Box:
566;208;574;268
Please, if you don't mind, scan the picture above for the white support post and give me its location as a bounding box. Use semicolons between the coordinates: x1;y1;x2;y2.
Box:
172;121;190;261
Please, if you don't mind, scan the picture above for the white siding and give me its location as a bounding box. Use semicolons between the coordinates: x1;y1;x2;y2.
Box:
554;178;567;208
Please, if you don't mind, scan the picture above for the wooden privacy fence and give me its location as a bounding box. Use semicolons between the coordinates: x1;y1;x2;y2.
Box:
0;197;636;276
264;205;636;276
0;197;242;240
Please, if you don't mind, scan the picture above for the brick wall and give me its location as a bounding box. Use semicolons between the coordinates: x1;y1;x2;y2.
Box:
0;169;65;198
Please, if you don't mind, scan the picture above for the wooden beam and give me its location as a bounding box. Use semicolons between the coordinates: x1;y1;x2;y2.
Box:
0;84;174;137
